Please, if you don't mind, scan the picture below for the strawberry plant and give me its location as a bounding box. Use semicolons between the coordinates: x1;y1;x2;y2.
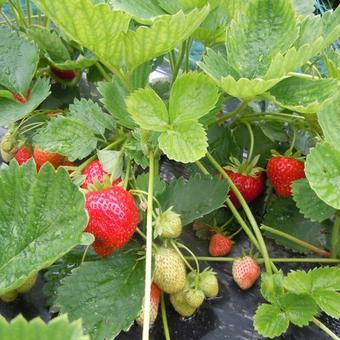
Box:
0;0;339;339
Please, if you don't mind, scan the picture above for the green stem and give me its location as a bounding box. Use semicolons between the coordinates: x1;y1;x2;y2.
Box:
95;62;112;82
186;256;340;264
172;41;187;83
0;10;15;28
245;122;254;162
142;151;155;340
26;0;32;26
169;50;177;74
287;128;297;155
136;227;147;241
331;211;340;258
215;101;248;126
184;38;192;72
229;227;243;239
177;242;200;272
161;293;171;340
171;240;195;272
205;152;273;274
288;72;318;80
313;318;340;340
123;158;131;190
81;245;90;264
130;189;162;210
261;225;331;258
195;160;209;175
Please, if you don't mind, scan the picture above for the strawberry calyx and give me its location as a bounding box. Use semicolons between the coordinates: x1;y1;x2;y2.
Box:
87;174;121;192
223;155;263;177
270;149;305;161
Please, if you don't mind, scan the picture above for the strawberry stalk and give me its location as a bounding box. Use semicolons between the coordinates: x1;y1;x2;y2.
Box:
186;256;340;264
331;211;340;258
95;62;112;82
261;225;331;258
176;241;200;273
170;240;195;272
161;292;171;340
245;123;254;162
215;101;248;126
122;158;131;189
205;152;273;274
313;318;340;340
142;151;155;340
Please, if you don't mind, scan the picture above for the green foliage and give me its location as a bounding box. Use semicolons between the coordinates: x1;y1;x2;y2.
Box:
0;160;88;295
34;99;115;160
293;0;315;16
0;78;51;126
0;314;89;340
305;142;340;210
292;179;335;222
263;197;328;253
0;28;39;94
159;174;227;226
127;72;219;163
55;250;145;340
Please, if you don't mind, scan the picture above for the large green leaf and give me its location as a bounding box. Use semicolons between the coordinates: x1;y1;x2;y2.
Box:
159;174;227;225
169;72;219;123
98;77;136;129
317;95;340;149
0;78;51;126
226;0;298;78
254;304;289;339
0;28;39;94
158;121;208;163
293;0;315;16
33;99;115;161
292;179;335;222
0;314;89;340
55;251;145;340
324;47;340;79
263;197;328;254
267;77;339;113
305;142;340;210
0;161;88;295
313;289;340;318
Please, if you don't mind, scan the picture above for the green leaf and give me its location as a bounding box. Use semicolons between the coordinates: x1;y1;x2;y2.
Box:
46;53;97;71
293;0;315;16
0;160;87;295
324;47;340;79
158;121;208;163
317;95;340;149
0;78;51;126
0;314;89;340
136;173;166;197
159;174;227;226
280;293;318;327
226;0;298;78
126;87;169;132
267;77;339;113
305;142;340;210
0;28;39;94
292;179;335;222
254;304;289;339
97;150;123;177
98;77;136;129
55;251;145;340
283;270;312;294
34;99;115;161
260;272;284;304
313;289;340;318
310;266;340;291
263;197;328;254
169;72;219;124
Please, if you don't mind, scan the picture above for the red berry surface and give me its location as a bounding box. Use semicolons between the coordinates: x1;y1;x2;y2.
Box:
51;67;76;80
209;234;232;257
232;256;261;290
82;160;109;189
14;146;32;165
33;146;64;171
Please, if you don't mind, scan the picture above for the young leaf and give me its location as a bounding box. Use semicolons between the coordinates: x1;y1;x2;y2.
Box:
312;289;340;318
159;174;227;226
292;179;336;222
135;173;166;197
126;87;169;131
34;99;115;161
283;270;312;295
169;72;219;124
54;251;145;339
0;314;89;340
267;77;339;114
0;28;39;94
260;272;284;304
158;121;208;163
305;142;340;210
263;197;328;254
254;304;289;339
226;0;299;78
310;266;340;291
0;160;88;295
280;293;318;327
0;78;51;126
98;77;136;129
317;95;340;149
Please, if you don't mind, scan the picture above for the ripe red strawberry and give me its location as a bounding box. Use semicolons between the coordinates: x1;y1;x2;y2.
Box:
51;67;76;80
267;156;305;197
225;169;265;208
209;234;232;257
82;160;110;189
232;256;261;290
14;146;32;165
136;283;161;327
85;186;139;249
33;146;64;171
92;240;115;257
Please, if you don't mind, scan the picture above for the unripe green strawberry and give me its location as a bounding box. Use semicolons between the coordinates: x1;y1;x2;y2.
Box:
184;288;205;308
153;247;186;294
17;273;38;293
155;208;182;239
198;270;219;298
0;127;19;162
170;290;196;317
0;290;18;303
